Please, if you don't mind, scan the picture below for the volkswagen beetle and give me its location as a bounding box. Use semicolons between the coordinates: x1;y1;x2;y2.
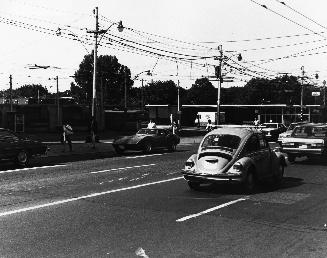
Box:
182;127;286;192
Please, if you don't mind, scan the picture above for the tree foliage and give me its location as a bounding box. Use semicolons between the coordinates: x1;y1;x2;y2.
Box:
73;53;133;107
186;78;217;105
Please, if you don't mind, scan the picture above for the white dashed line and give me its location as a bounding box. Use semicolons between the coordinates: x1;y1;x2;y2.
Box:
125;153;167;159
0;176;183;217
90;164;156;174
0;165;67;174
176;198;248;222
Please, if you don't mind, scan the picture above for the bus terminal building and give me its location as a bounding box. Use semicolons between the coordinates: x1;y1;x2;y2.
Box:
146;104;327;126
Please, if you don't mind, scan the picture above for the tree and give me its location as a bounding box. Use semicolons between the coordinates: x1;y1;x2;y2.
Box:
144;80;186;105
73;53;133;107
13;84;48;99
186;78;216;105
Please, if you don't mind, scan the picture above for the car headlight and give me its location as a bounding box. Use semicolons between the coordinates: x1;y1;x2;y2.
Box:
185;160;195;170
227;161;243;175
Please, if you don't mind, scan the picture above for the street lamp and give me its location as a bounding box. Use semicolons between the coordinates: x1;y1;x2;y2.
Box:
133;70;152;110
55;27;90;53
87;7;124;122
48;76;60;126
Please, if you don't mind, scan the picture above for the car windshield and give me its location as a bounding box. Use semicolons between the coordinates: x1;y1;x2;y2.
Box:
137;129;156;135
201;134;241;150
288;123;298;130
264;123;278;128
292;126;327;138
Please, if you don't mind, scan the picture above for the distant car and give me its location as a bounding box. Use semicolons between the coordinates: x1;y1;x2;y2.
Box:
261;122;287;142
281;123;327;162
112;128;180;154
182;127;286;193
0;129;48;166
277;121;309;144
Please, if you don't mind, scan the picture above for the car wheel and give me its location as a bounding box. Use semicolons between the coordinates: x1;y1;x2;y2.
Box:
188;181;201;190
243;171;256;194
288;154;295;162
167;142;177;152
114;146;125;155
143;142;152;154
15;150;29;167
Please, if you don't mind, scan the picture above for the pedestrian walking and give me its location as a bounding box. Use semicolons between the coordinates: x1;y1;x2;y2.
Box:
62;123;73;152
90;116;98;149
205;119;213;132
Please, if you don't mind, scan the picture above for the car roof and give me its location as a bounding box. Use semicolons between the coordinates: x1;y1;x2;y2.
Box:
295;123;326;127
206;127;256;138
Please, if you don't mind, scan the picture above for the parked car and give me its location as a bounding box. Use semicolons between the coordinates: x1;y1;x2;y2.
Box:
112;127;180;154
182;127;286;192
280;123;327;162
261;122;287;142
0;129;48;166
277;121;309;144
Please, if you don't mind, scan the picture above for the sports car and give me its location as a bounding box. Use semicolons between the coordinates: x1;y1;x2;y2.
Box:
182;127;286;192
112;128;180;154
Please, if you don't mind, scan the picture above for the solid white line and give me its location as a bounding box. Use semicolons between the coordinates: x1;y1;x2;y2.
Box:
90;164;156;174
0;165;67;174
0;176;183;218
125;153;166;159
176;198;248;222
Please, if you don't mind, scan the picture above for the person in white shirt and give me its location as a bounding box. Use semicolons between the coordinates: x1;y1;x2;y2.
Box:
62;123;73;152
147;119;156;129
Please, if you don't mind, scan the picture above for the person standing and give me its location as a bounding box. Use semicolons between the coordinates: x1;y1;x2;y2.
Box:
62;123;73;152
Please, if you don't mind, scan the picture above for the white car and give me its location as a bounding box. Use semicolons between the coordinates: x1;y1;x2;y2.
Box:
278;122;309;144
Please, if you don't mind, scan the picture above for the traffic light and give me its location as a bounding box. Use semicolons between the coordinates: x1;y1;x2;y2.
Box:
215;65;221;78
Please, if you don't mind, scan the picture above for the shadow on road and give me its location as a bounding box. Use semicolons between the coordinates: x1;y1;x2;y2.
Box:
186;176;304;195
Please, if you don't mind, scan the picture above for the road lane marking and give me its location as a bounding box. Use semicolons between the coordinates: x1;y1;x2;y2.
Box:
125;153;167;159
0;165;67;174
0;176;184;217
90;164;156;174
176;198;248;222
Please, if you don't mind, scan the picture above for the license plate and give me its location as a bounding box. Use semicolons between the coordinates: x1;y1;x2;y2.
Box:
299;145;307;149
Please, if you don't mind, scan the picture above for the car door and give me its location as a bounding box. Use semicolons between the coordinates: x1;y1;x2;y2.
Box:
243;134;270;179
154;129;167;147
0;130;22;159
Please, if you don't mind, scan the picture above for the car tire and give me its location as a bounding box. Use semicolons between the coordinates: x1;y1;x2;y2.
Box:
187;181;201;190
143;142;152;154
243;171;256;194
288;154;295;162
114;146;125;155
167;142;177;152
15;150;29;167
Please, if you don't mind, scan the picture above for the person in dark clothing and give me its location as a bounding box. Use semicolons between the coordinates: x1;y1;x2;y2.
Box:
62;123;73;152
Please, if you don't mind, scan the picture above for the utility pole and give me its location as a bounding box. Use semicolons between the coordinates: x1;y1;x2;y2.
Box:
323;80;326;106
141;79;144;111
91;7;99;119
56;76;60;126
176;61;181;128
216;45;223;126
300;66;305;121
124;67;127;110
9;75;13;112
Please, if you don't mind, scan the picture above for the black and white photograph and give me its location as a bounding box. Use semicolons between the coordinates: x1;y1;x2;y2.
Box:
1;0;327;257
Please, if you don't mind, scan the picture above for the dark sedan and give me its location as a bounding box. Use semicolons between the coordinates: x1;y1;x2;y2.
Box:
112;128;180;154
261;122;287;142
0;129;48;166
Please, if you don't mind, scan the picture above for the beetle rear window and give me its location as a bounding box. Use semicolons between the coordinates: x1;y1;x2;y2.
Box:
201;134;241;150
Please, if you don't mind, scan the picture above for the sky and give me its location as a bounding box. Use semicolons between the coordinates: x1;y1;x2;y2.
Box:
1;0;327;94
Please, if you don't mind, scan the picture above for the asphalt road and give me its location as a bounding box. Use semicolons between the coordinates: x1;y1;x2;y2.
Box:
0;144;327;257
